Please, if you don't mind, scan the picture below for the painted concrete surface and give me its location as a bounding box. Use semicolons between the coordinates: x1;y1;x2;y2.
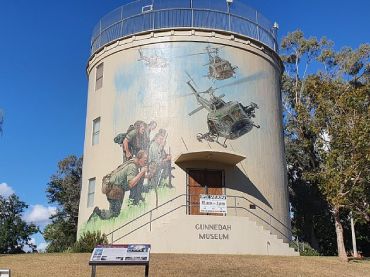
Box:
78;30;291;255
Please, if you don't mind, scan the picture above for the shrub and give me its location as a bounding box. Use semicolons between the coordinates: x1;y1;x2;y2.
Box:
71;231;108;253
290;241;320;256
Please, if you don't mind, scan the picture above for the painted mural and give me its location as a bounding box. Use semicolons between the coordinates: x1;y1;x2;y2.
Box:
88;121;174;222
181;45;260;148
185;73;260;148
81;41;266;234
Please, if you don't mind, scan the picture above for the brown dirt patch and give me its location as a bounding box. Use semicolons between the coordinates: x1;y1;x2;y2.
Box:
0;253;369;277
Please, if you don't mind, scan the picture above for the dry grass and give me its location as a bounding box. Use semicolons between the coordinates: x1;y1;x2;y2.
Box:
0;253;369;277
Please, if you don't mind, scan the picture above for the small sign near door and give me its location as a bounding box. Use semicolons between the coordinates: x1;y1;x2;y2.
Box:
200;194;227;214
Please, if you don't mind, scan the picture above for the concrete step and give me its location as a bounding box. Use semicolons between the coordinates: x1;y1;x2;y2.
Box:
119;214;299;256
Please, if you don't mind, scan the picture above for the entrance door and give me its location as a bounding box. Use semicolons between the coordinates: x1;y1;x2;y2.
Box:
188;169;223;215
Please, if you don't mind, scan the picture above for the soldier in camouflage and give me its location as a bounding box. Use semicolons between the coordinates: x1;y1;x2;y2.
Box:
88;150;148;221
148;129;171;189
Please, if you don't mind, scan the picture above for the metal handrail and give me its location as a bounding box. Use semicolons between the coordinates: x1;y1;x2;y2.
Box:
90;0;278;56
106;193;185;240
229;195;292;233
106;193;294;244
112;205;187;243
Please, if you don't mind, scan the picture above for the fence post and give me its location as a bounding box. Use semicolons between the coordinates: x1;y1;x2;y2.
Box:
152;9;155;30
255;11;260;41
99;20;102;50
191;1;194;28
227;2;231;31
120;6;124;37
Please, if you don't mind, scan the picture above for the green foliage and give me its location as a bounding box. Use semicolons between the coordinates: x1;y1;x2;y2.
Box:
353;221;370;256
309;77;370;221
0;194;38;254
281;30;370;259
43;217;79;253
282;31;337;254
290;241;320;256
79;185;175;236
44;155;82;252
71;231;108;253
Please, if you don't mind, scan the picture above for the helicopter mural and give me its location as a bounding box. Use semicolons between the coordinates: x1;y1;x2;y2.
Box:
181;46;237;81
185;73;260;148
138;48;168;68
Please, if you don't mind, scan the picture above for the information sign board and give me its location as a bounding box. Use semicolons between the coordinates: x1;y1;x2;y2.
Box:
89;244;150;264
0;269;11;277
200;194;227;214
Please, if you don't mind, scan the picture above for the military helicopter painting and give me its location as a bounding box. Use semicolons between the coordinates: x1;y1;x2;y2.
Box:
205;46;238;81
185;73;260;148
138;48;168;68
181;46;237;81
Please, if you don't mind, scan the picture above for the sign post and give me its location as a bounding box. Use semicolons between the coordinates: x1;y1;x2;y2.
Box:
89;244;150;277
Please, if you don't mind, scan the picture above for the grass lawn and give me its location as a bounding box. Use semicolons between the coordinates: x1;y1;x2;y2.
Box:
0;253;369;277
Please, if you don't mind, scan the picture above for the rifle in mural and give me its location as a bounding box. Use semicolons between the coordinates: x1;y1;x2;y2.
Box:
168;146;175;188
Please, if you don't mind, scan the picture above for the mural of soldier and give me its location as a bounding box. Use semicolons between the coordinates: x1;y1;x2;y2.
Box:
114;120;157;205
122;121;145;161
148;129;172;189
88;150;149;221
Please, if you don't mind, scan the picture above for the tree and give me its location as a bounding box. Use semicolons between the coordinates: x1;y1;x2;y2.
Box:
312;45;369;260
44;155;82;252
0;194;38;254
281;30;370;261
281;30;336;254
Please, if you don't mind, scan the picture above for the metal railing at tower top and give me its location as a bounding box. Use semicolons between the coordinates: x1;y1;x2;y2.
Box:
90;0;279;56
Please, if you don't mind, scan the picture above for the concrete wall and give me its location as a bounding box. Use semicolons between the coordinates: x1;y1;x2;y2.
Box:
78;30;290;252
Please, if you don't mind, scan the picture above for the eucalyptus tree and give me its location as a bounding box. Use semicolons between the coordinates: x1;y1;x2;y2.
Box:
281;30;369;261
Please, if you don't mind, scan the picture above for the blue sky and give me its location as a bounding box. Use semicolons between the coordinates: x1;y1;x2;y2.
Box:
0;0;369;250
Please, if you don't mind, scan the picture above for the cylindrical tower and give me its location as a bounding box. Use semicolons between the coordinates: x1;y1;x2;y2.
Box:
78;0;296;255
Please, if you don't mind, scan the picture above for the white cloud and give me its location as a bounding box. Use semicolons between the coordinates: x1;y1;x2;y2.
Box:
37;242;49;253
0;182;15;197
28;237;36;245
23;205;57;226
22;238;37;253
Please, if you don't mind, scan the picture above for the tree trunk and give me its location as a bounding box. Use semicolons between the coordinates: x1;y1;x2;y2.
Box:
333;207;348;262
310;224;319;250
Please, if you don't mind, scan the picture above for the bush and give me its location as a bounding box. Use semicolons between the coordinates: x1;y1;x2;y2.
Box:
290;241;320;256
71;231;108;253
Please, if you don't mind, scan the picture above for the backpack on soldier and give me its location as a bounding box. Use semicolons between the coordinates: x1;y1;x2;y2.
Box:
113;133;125;144
101;173;113;194
101;160;135;194
113;124;136;144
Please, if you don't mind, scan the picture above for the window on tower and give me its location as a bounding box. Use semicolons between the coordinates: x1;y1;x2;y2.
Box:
87;178;96;208
92;117;101;145
95;62;104;90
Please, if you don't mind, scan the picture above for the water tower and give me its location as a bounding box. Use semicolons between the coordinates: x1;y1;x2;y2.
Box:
78;0;297;255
